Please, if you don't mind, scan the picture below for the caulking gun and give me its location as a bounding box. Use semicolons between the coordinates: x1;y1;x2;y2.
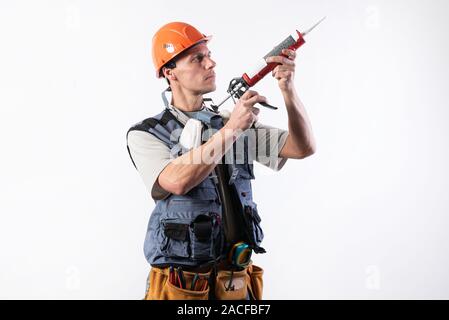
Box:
211;16;326;111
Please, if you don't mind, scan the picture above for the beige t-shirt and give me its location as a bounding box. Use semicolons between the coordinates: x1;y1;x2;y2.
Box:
127;106;289;200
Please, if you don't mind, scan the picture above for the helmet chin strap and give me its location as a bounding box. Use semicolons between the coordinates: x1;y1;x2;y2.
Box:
161;87;172;110
162;87;218;114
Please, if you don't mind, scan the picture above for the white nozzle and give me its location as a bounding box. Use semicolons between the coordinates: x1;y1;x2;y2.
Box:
302;16;326;36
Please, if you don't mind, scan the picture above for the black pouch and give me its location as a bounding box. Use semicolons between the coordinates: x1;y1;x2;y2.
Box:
243;205;265;254
190;214;221;260
161;219;191;258
192;215;212;242
164;222;189;241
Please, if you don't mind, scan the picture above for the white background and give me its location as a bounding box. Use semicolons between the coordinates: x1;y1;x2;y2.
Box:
1;0;448;299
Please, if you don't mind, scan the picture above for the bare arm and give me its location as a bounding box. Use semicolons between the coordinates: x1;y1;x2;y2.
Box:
266;49;316;160
158;124;237;195
279;88;316;159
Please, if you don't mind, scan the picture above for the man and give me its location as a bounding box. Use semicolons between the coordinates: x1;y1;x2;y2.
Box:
126;22;316;300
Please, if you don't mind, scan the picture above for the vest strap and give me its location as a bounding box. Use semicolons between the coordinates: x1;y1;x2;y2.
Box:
228;167;239;186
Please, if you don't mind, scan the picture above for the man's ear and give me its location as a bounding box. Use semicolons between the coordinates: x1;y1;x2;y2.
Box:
162;67;177;81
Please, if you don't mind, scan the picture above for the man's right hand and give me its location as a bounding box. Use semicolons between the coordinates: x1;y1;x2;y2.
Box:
224;90;267;131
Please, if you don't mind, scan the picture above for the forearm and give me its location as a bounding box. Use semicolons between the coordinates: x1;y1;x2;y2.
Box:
281;88;316;157
158;124;239;195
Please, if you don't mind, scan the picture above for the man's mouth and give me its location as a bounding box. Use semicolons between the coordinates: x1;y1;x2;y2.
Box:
205;73;216;80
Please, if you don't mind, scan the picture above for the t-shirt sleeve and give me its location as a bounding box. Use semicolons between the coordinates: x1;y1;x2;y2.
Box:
251;121;289;171
127;130;172;200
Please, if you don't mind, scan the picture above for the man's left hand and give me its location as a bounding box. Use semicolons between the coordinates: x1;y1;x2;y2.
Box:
265;48;296;92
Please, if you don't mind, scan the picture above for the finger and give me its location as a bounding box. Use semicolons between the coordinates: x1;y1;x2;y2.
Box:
266;55;295;66
274;70;294;81
272;62;296;76
251;107;260;116
240;90;259;100
245;94;267;107
273;66;285;80
252;114;258;125
282;49;296;60
275;65;295;74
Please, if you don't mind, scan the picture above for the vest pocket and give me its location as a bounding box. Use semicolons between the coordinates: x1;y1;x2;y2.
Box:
160;212;222;261
160;218;191;258
244;204;264;246
190;213;222;261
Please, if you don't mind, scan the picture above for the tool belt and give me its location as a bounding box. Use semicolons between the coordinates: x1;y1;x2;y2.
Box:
143;262;263;300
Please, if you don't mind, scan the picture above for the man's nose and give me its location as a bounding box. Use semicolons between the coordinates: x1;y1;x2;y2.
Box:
204;57;216;69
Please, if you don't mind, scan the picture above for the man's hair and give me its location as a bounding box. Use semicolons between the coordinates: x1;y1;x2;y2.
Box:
161;60;177;86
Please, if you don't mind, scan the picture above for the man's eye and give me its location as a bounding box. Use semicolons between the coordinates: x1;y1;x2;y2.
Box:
192;53;209;62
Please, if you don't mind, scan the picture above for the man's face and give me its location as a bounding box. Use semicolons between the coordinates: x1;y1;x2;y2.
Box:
167;42;216;94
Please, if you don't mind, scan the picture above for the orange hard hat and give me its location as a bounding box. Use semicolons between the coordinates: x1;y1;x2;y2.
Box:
152;22;212;78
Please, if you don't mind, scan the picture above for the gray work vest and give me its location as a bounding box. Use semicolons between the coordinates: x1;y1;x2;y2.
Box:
126;107;264;268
